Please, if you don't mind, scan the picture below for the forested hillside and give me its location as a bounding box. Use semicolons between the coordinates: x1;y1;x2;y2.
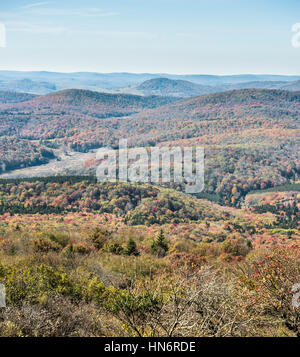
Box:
0;91;37;104
0;137;55;173
0;178;230;224
134;77;216;97
0;88;299;206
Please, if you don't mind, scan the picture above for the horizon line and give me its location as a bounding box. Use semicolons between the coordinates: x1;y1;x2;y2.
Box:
1;69;300;77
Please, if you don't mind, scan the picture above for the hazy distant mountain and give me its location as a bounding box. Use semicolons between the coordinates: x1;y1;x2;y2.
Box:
0;79;56;94
228;80;300;91
229;81;286;90
126;77;300;98
279;80;300;91
0;71;300;95
132;78;216;97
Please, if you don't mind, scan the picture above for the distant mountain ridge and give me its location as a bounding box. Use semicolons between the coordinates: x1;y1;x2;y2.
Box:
0;70;300;95
280;80;300;91
129;78;300;98
134;77;216;97
0;79;56;94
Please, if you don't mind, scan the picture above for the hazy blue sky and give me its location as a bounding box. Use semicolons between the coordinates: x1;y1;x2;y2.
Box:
0;0;300;74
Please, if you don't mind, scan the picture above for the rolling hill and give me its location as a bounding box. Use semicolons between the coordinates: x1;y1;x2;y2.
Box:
1;87;299;149
116;89;300;145
114;89;300;203
133;77;216;97
0;136;55;173
0;89;178;142
0;88;299;207
0;91;37;104
4;88;178;114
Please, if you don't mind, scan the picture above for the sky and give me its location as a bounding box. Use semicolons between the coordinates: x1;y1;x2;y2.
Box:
0;0;300;74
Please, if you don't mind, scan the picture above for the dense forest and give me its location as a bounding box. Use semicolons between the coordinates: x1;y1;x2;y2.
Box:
0;178;231;224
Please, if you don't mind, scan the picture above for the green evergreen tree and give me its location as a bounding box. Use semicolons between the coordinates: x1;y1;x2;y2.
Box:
124;238;139;256
151;229;169;256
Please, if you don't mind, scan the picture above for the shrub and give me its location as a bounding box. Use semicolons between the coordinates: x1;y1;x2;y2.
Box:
90;227;111;250
0;263;80;305
236;248;300;336
72;243;92;255
33;238;61;253
0;296;103;337
105;241;124;255
220;237;252;258
46;232;70;247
